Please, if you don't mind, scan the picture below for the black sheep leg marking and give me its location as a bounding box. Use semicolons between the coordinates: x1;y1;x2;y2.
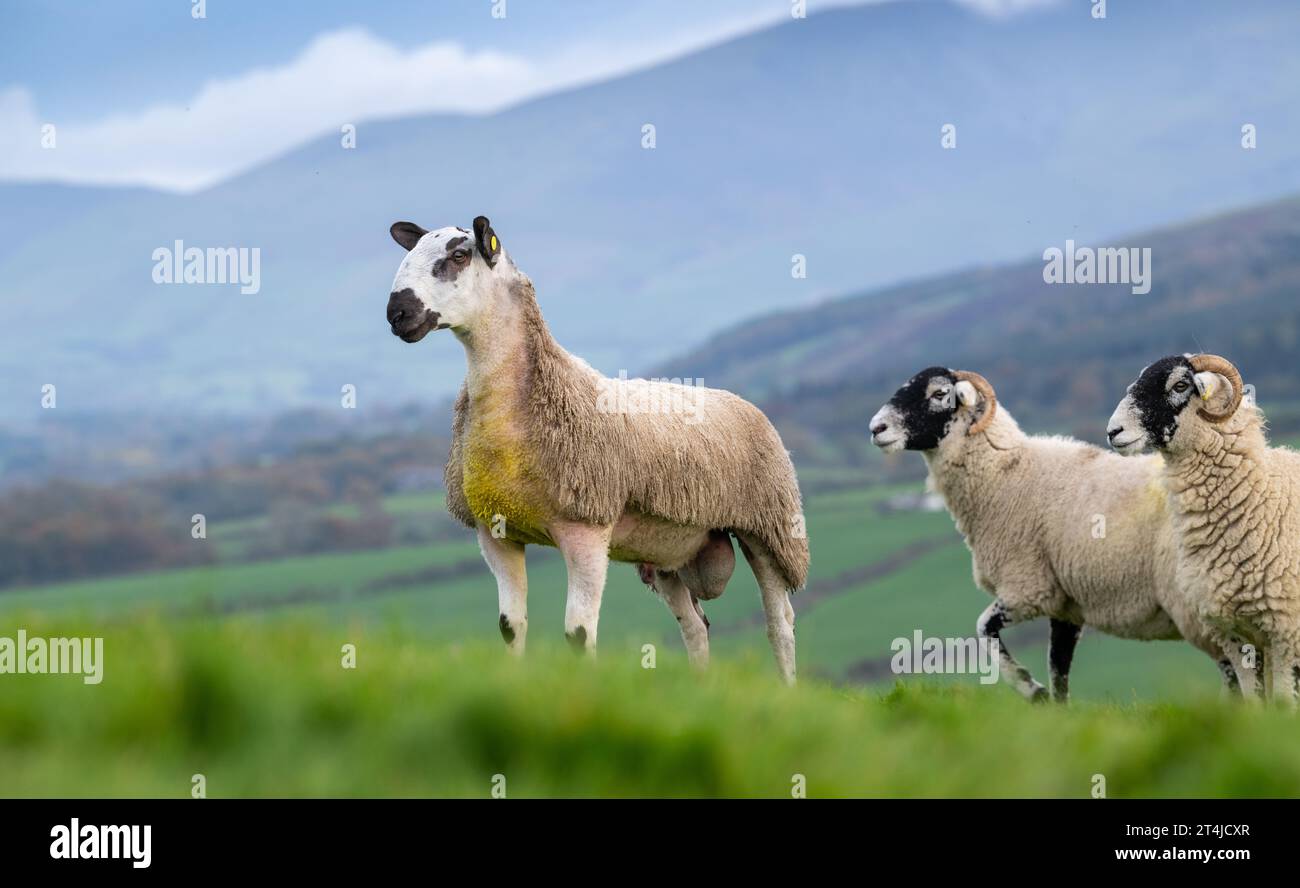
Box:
978;600;1048;702
1048;619;1082;704
1218;658;1242;697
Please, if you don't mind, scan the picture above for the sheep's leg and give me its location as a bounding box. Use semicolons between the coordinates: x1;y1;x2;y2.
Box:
1216;658;1242;698
736;533;796;685
1223;637;1263;702
977;600;1048;702
1260;645;1271;700
1047;619;1081;703
1189;628;1241;697
691;594;710;630
1269;645;1299;708
655;570;710;669
1210;634;1245;698
551;521;612;655
478;525;528;655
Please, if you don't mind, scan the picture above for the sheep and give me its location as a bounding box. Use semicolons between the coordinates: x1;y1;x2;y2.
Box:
1107;353;1300;702
385;216;808;682
869;366;1235;702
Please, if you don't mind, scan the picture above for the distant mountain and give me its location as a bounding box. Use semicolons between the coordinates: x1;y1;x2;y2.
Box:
666;193;1300;465
3;0;1300;421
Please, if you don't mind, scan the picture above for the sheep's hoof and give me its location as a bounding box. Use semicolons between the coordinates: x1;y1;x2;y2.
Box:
565;626;588;653
1027;684;1050;704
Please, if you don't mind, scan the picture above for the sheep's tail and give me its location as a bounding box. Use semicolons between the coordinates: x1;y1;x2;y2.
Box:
738;473;810;592
747;428;810;591
735;522;809;592
767;527;810;592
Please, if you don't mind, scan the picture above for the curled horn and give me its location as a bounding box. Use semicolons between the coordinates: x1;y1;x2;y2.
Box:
953;370;997;436
1188;354;1243;423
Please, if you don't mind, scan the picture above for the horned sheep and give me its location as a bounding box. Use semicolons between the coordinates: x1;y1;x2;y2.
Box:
1108;353;1299;702
384;216;808;682
870;366;1234;702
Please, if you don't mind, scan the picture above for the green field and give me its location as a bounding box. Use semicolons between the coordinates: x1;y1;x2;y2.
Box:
0;480;1216;701
0;620;1294;798
0;479;1288;797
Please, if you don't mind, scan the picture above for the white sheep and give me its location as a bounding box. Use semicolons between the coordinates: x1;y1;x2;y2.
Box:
870;366;1235;701
385;217;808;682
1108;353;1298;702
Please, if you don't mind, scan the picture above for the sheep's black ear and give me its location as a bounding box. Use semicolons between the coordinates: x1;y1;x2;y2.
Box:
473;216;500;267
390;221;428;252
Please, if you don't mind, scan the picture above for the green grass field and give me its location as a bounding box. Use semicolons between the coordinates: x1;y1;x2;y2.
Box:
1;619;1295;798
0;480;1215;701
2;477;1267;796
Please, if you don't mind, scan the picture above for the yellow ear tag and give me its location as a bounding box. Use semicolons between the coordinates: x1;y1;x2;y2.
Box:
490;235;498;252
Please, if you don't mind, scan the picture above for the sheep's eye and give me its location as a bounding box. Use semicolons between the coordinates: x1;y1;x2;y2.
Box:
1173;381;1190;394
931;389;948;401
452;249;469;261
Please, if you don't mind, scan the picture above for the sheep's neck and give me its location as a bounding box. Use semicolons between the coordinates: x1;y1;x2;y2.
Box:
924;438;1011;537
453;279;557;537
456;281;548;402
1163;428;1263;520
459;307;523;399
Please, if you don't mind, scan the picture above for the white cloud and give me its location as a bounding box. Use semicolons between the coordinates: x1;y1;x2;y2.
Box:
0;29;538;192
953;0;1059;16
0;1;1056;193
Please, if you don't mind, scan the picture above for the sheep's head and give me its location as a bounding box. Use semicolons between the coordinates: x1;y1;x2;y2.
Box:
386;216;505;342
870;366;997;453
1107;354;1245;455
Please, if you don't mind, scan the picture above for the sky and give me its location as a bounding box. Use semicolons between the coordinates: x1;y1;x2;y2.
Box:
0;0;1056;192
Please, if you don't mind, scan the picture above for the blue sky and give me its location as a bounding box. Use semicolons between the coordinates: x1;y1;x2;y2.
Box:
0;0;1050;190
1;1;808;119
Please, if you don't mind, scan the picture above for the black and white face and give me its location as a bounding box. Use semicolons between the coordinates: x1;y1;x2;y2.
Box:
386;216;503;342
870;366;980;453
1106;355;1236;454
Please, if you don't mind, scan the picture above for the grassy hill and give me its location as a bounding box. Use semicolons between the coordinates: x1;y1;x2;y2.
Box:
0;480;1214;701
666;193;1300;465
1;619;1293;798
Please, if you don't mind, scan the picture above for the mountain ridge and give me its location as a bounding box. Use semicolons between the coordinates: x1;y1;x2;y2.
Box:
2;0;1298;421
668;190;1300;464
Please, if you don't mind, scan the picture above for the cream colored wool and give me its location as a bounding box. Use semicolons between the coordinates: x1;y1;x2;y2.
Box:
1157;396;1300;696
925;401;1222;664
443;278;809;590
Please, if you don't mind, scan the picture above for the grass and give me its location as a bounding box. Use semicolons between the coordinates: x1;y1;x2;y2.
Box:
1;618;1297;798
0;480;1225;700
